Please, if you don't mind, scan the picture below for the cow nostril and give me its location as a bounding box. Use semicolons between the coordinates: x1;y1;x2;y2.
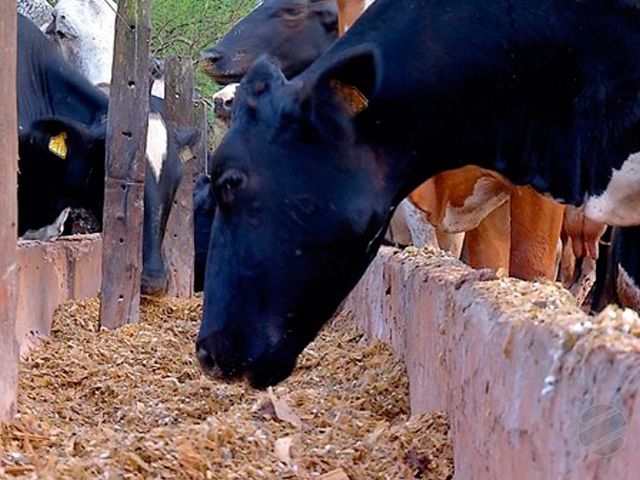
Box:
196;346;216;373
204;49;222;64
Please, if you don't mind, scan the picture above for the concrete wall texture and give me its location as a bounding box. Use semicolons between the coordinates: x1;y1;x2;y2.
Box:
344;247;640;480
11;236;640;480
16;235;102;355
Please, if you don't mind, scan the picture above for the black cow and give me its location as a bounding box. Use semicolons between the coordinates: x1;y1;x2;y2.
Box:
196;0;640;387
17;14;199;295
194;0;340;289
193;173;216;292
203;0;339;122
201;0;338;85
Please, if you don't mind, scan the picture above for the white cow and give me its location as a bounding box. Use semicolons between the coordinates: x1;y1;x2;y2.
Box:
44;0;117;87
44;0;165;96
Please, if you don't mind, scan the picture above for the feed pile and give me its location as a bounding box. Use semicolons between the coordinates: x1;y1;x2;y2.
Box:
1;297;453;479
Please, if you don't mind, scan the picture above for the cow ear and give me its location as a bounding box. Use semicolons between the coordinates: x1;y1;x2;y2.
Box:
25;118;103;161
194;174;217;212
174;126;200;148
314;45;380;117
169;125;201;164
238;56;287;112
310;0;339;33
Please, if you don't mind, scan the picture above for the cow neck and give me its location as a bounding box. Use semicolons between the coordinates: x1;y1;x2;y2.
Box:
17;15;108;127
306;0;640;211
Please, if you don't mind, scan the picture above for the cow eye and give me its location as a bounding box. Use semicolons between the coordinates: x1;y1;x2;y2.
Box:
282;6;304;18
214;169;246;208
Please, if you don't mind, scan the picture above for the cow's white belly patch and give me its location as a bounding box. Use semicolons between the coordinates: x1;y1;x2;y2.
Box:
440;177;510;233
585;152;640;226
146;113;168;182
151;78;165;99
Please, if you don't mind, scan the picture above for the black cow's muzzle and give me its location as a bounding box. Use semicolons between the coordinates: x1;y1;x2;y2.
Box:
195;328;299;389
141;268;169;297
200;49;243;85
195;332;244;382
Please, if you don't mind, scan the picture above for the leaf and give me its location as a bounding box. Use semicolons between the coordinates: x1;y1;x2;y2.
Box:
267;388;305;429
319;468;350;480
274;435;295;465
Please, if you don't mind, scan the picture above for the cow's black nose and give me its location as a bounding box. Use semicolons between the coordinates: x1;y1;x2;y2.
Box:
196;342;218;375
140;269;169;297
203;49;222;64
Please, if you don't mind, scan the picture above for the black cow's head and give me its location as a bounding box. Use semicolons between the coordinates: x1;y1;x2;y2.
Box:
18;114;199;297
18;117;107;233
197;49;389;387
201;0;338;85
141;115;200;296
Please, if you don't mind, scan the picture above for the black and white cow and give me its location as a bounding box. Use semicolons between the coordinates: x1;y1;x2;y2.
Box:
196;0;640;387
589;226;640;314
18;14;198;295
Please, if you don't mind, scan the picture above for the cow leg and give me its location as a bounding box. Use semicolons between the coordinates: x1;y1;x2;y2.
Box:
435;230;465;258
509;186;565;281
464;201;511;273
558;232;576;286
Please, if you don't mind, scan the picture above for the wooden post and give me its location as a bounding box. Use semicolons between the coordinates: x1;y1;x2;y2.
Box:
0;0;19;421
99;0;152;329
163;56;195;297
193;101;208;176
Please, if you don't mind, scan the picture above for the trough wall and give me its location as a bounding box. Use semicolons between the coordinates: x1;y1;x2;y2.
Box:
344;246;640;480
12;235;640;480
16;234;102;354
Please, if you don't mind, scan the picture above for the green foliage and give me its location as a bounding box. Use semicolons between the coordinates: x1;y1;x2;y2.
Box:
151;0;254;100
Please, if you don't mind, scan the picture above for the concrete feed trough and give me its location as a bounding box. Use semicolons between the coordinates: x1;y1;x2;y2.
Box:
9;232;640;479
16;234;102;355
344;246;640;480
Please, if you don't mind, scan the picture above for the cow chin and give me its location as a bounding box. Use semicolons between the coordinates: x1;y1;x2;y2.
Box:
196;327;305;389
141;271;169;297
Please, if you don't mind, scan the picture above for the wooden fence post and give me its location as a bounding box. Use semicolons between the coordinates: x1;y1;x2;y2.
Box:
163;56;195;297
194;101;208;176
99;0;152;329
0;0;19;421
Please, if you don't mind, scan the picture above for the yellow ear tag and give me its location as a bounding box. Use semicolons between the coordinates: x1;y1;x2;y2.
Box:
330;79;369;117
179;146;194;163
48;132;68;159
